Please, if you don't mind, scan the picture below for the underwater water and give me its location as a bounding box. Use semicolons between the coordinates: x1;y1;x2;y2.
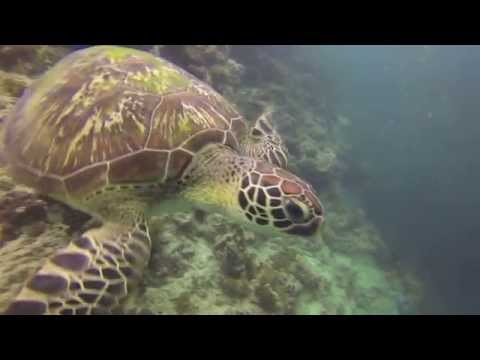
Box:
303;45;480;314
0;45;476;315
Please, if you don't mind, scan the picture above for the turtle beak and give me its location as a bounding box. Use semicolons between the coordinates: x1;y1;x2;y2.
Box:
286;216;322;236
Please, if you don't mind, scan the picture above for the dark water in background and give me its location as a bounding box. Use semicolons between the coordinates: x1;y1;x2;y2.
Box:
300;45;480;314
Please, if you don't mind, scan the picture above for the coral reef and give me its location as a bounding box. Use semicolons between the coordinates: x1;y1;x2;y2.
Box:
156;45;245;94
0;46;68;123
0;45;70;76
129;211;299;314
122;208;419;315
0;70;32;98
0;71;32;122
321;202;388;258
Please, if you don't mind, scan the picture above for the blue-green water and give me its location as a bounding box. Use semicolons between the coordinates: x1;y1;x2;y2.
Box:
301;45;480;314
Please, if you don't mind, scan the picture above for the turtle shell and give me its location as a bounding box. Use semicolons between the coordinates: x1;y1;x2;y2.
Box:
4;46;248;199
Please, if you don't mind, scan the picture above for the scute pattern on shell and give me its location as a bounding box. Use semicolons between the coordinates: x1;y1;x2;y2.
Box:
4;46;248;198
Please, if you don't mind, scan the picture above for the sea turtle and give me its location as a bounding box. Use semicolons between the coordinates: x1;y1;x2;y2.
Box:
2;46;324;315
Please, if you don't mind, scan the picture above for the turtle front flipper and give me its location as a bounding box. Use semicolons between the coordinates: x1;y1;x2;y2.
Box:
4;221;151;315
244;110;289;168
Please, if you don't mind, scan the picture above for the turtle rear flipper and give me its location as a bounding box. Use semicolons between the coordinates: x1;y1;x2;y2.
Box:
4;222;151;315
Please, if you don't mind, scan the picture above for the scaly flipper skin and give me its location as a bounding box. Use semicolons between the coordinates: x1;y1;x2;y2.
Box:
242;111;289;168
4;221;151;315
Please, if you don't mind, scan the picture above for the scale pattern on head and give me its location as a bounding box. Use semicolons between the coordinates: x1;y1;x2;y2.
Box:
238;159;324;236
3;46;249;202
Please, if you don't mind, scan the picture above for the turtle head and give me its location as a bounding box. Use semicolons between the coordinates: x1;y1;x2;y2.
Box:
180;144;324;237
237;160;324;236
244;111;289;168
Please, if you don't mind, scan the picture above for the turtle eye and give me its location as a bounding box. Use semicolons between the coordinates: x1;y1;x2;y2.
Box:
251;128;263;138
285;199;306;223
